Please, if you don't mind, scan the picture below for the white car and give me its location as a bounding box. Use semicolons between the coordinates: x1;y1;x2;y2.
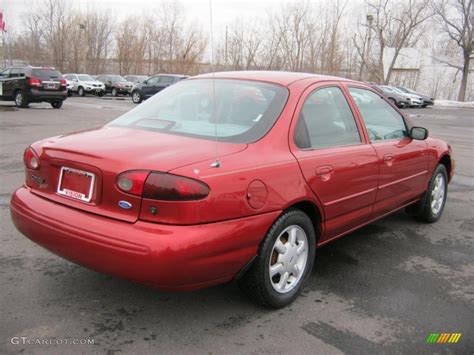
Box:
64;73;106;97
389;86;423;107
64;78;74;96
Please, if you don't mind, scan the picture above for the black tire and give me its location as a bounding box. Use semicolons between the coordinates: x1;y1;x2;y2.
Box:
67;90;72;97
410;164;448;223
51;101;63;109
238;209;316;308
14;90;29;108
97;91;104;97
78;87;85;97
131;90;142;104
112;88;118;97
388;98;398;107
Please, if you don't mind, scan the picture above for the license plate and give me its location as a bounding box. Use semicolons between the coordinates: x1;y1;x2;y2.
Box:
47;82;56;89
57;167;95;202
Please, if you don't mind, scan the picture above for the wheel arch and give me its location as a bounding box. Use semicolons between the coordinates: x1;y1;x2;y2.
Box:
284;200;323;242
439;154;452;181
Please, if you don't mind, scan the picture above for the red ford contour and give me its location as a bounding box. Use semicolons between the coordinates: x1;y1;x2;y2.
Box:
10;71;454;308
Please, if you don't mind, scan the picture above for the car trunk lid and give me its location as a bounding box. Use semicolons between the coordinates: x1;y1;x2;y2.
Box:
27;126;246;222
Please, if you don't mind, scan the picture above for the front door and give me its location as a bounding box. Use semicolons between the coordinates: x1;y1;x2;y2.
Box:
290;84;379;241
346;86;428;216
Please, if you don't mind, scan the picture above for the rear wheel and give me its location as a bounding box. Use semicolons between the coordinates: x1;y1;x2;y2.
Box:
78;87;85;97
132;90;142;104
14;90;29;108
389;98;398;107
410;164;448;223
112;88;118;97
239;209;316;308
51;101;63;109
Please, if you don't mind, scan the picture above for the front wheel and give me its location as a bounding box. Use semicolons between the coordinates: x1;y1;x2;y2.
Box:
239;209;316;308
51;101;63;109
78;87;85;97
411;164;448;223
112;88;118;97
131;90;142;104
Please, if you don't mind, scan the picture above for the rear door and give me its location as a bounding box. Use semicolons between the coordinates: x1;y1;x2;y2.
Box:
290;83;379;241
156;75;173;92
346;85;428;216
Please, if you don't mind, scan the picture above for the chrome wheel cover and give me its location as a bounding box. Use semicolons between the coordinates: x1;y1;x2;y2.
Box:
269;225;309;294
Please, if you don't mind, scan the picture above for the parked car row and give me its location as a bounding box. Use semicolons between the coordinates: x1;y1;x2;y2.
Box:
0;65;433;111
369;84;434;108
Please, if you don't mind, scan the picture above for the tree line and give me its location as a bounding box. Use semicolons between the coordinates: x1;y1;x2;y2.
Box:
1;0;472;101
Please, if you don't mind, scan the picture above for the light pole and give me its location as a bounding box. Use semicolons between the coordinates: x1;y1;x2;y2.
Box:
79;23;86;72
365;14;374;81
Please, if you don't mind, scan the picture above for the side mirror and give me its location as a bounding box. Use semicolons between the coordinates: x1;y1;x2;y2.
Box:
410;126;428;140
107;80;112;85
143;80;148;84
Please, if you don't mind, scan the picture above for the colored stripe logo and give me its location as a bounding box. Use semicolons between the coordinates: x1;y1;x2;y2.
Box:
426;333;462;344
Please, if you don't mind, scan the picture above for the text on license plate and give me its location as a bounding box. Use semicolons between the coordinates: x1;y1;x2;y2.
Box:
57;167;95;202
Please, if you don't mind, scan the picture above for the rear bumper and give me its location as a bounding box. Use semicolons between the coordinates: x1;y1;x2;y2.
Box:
10;187;279;290
28;89;67;101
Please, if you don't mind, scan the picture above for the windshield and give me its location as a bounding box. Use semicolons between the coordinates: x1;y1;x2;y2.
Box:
78;75;94;81
108;79;288;143
109;75;126;82
31;69;63;80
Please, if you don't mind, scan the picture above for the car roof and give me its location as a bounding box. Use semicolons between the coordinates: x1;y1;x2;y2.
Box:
195;70;354;87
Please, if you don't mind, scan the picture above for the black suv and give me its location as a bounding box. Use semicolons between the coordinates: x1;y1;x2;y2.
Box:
131;74;187;104
0;66;67;108
96;75;134;96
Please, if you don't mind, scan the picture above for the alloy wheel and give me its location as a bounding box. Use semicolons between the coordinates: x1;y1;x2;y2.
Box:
269;225;308;294
431;173;445;215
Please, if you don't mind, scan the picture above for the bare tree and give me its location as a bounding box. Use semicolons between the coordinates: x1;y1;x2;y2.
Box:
433;0;473;101
367;0;433;84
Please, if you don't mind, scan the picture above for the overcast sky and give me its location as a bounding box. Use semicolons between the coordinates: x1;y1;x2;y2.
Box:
1;0;280;34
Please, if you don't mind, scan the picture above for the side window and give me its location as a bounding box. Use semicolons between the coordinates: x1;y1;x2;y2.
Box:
348;87;408;141
147;76;159;85
295;86;362;149
0;69;11;78
161;76;173;84
10;68;20;78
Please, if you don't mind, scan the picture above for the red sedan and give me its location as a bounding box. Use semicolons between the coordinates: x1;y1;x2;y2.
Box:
10;71;453;308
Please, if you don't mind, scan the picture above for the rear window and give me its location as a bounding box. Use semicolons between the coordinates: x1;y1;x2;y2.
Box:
108;79;289;143
31;69;63;80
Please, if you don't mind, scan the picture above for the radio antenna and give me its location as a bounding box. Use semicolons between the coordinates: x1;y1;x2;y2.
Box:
209;0;220;168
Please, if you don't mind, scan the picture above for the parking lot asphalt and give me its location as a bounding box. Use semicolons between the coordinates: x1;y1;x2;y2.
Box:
1;97;473;354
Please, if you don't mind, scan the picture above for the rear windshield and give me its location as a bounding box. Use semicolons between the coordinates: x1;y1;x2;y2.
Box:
108;78;289;143
31;69;63;80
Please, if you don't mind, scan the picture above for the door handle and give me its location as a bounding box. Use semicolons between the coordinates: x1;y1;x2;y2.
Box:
383;154;395;166
315;165;334;178
383;154;394;162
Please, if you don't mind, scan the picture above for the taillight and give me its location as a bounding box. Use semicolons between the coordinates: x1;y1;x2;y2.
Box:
23;147;40;170
28;77;42;87
60;79;66;86
143;172;209;201
116;170;150;196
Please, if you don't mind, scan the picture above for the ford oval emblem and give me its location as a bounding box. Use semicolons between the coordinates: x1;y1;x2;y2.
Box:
118;200;132;209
